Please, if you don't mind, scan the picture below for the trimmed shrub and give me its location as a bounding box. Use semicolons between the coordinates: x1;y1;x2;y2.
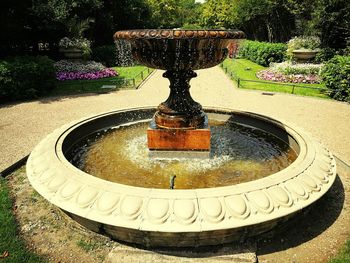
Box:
0;56;56;102
238;40;287;67
314;48;337;63
321;55;350;102
92;45;116;67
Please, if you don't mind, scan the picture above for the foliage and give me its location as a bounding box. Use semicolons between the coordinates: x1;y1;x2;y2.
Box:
271;62;323;75
0;0;103;57
0;176;46;262
238;40;287;67
312;0;350;49
58;37;91;57
321;55;350;102
200;0;236;29
200;0;295;42
92;45;116;67
59;37;91;50
91;0;152;46
286;36;321;59
58;17;94;57
287;36;321;50
66;17;94;39
315;48;337;63
0;56;56;101
1;0;348;57
146;0;181;28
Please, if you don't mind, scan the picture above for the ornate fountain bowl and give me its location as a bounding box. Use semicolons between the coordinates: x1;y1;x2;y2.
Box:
114;30;246;151
113;29;245;70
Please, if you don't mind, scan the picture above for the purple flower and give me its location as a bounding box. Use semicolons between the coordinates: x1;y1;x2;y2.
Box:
56;68;118;81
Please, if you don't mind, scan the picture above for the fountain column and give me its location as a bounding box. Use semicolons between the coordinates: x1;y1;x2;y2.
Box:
113;29;246;157
147;69;211;157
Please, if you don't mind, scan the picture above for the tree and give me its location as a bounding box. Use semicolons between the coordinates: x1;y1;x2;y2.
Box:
146;0;182;28
200;0;237;29
312;0;350;49
91;0;152;46
200;0;295;42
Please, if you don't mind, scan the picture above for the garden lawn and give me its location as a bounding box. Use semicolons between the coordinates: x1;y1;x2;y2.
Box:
222;59;328;98
50;66;152;96
329;240;350;263
0;176;46;263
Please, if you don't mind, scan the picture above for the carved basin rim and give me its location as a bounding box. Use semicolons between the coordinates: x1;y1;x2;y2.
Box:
26;107;336;246
114;29;245;40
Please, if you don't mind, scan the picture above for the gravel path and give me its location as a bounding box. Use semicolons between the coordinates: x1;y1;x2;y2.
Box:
0;66;349;171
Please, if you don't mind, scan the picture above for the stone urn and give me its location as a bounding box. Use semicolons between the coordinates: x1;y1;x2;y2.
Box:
114;29;245;130
59;47;84;59
292;49;319;63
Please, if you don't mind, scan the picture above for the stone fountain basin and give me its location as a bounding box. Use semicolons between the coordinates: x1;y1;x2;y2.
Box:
26;107;336;247
114;29;245;70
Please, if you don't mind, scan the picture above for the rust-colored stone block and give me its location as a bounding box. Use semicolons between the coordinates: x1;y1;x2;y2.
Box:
147;128;211;151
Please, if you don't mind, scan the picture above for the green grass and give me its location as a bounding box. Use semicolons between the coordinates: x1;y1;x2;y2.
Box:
76;239;102;252
50;65;152;96
222;59;329;98
329;240;350;263
0;177;46;262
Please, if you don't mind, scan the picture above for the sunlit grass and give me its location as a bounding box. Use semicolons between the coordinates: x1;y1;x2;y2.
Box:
222;59;329;98
51;66;153;96
0;176;46;262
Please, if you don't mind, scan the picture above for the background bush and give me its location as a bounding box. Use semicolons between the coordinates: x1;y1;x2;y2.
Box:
0;56;56;102
321;55;350;102
92;45;116;67
238;40;287;67
314;48;337;63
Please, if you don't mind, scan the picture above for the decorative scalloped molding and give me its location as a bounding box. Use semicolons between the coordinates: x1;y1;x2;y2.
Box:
26;107;336;246
114;29;245;40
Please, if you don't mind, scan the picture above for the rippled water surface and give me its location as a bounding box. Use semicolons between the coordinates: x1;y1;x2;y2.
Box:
69;120;297;189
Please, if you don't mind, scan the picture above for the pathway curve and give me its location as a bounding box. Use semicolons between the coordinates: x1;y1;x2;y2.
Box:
0;67;349;172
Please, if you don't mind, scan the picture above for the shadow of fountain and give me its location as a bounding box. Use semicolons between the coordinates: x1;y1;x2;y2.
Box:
256;172;345;256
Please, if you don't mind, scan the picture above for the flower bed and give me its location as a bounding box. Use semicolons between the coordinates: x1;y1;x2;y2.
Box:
54;60;117;81
257;62;323;84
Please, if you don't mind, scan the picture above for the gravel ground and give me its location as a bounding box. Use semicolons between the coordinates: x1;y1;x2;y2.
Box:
0;67;349;171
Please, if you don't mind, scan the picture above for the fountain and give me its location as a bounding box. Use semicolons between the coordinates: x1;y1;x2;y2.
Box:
26;29;336;248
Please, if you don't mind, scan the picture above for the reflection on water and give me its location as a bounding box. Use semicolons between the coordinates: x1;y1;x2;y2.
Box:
69;121;297;189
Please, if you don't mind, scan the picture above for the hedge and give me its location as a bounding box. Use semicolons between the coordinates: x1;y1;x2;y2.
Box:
92;45;116;67
0;56;56;102
321;55;350;102
238;40;287;67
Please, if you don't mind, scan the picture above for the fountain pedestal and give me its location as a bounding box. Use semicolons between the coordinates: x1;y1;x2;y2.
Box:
113;29;246;156
147;69;211;155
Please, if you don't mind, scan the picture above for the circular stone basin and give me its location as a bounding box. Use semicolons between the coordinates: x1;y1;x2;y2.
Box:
26;107;336;247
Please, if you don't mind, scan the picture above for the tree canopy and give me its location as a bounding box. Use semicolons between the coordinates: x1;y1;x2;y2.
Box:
0;0;349;57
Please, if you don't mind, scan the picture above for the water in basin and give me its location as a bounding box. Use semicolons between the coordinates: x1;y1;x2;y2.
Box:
69;119;297;189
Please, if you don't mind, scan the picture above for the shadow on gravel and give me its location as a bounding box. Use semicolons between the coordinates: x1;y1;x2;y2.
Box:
257;160;348;256
0;92;113;109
